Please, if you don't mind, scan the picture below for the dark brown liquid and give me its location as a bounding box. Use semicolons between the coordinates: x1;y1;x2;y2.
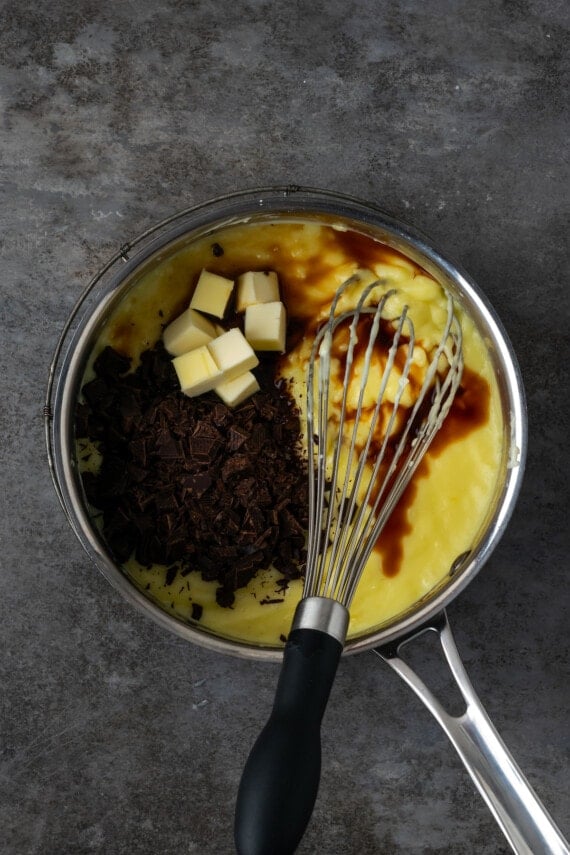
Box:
429;366;491;456
374;480;417;578
334;228;413;273
110;321;139;355
373;367;491;576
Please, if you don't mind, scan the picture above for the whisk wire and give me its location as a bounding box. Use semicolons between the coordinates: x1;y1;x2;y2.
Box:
322;302;412;602
305;275;381;595
344;298;464;603
325;298;387;601
315;284;390;600
306;278;391;599
336;309;416;604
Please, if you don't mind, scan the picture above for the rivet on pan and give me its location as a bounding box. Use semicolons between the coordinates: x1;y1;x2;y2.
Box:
120;243;131;261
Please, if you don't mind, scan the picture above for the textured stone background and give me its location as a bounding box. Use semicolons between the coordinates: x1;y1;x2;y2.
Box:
1;0;568;853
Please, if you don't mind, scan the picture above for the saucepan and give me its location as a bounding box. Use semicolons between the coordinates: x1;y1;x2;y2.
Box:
45;186;568;854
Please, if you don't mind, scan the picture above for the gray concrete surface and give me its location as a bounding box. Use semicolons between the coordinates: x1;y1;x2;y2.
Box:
1;0;568;852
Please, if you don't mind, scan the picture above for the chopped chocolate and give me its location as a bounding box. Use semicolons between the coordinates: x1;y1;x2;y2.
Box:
221;454;253;481
93;346;131;380
165;565;178;586
76;342;308;605
191;602;203;621
75;402;90;438
227;425;248;451
216;587;236;608
181;472;213;498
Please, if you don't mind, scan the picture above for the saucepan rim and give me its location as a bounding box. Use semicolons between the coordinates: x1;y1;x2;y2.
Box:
45;185;527;660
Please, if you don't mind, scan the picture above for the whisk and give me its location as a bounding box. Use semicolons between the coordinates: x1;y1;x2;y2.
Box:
234;276;464;855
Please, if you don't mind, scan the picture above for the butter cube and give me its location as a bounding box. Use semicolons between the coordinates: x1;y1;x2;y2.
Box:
190;269;235;318
236;271;280;312
207;327;259;380
245;301;287;352
215;371;260;408
172;345;223;396
163;307;217;356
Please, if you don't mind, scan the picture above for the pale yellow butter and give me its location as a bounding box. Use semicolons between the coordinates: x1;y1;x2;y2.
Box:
208;327;259;380
163;307;217;356
215;371;260;407
190;269;234;318
236;271;280;312
245;301;287;351
172;345;223;396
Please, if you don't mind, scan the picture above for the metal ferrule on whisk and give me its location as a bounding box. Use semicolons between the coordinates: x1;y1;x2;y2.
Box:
292;597;349;644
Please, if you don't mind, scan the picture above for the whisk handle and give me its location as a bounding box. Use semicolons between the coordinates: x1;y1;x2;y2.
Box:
234;627;343;855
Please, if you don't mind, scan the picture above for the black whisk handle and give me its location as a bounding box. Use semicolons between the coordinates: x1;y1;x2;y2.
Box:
234;628;343;855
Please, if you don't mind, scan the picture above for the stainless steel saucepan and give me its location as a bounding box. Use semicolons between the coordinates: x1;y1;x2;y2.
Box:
45;186;569;854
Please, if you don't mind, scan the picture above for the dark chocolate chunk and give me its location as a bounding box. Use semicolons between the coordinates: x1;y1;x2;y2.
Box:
191;602;203;620
216;587;235;608
93;346;131;379
227;425;249;451
165;565;178;585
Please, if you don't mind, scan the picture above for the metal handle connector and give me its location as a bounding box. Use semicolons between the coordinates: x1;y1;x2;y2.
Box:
292;597;349;645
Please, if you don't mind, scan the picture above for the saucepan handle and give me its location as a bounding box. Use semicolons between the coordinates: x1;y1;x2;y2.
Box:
374;610;569;855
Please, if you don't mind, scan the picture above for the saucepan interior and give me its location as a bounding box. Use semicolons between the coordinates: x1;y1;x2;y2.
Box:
46;186;526;660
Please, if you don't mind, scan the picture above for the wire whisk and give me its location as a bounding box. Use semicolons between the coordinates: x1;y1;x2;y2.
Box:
305;276;464;605
235;275;464;855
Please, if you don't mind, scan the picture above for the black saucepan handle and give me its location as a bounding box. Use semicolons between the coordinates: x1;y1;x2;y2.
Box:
234;627;343;855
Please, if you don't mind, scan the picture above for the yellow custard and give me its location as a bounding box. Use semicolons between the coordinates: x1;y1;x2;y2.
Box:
78;218;503;647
